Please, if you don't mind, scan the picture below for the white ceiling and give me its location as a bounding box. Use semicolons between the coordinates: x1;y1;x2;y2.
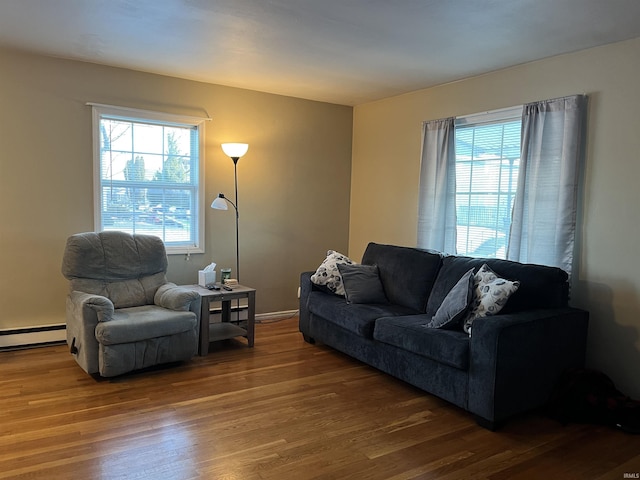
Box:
1;0;640;106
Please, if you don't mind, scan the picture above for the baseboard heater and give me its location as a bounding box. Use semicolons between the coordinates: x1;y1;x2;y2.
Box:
0;310;298;351
0;324;67;351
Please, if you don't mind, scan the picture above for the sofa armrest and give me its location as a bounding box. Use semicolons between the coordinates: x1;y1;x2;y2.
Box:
299;271;315;336
468;307;589;426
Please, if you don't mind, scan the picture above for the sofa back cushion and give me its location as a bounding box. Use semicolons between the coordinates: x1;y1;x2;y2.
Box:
361;243;442;313
425;255;569;317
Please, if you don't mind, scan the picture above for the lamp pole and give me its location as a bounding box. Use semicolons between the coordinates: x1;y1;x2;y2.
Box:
232;156;240;281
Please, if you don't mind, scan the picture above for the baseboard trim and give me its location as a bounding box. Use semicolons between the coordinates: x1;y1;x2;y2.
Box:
256;310;299;321
0;310;299;350
0;324;67;351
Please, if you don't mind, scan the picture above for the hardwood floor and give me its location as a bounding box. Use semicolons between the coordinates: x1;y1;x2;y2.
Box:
1;317;638;480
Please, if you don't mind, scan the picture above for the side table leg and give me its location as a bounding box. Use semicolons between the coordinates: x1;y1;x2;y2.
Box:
199;296;210;356
247;291;256;347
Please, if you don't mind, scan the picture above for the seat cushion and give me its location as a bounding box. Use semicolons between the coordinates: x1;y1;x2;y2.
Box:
307;291;417;338
95;305;197;345
373;315;470;370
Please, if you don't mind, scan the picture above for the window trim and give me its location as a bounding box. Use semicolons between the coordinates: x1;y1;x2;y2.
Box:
90;103;207;254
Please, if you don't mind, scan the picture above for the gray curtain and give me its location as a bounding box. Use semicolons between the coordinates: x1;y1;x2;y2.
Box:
417;117;457;253
507;94;588;274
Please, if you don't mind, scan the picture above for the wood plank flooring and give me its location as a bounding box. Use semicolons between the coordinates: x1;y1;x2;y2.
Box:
1;317;638;479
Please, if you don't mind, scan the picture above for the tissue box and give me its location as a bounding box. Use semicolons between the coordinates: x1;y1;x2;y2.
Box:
198;270;216;287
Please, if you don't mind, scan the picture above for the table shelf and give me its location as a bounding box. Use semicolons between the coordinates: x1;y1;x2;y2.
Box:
209;322;247;342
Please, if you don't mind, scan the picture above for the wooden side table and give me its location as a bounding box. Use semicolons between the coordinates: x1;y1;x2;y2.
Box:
186;284;256;356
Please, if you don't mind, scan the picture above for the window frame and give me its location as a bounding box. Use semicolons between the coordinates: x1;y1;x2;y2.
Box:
91;103;206;254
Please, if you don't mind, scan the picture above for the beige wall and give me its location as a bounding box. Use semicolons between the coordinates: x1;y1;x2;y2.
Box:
350;37;640;397
3;36;639;397
0;48;352;328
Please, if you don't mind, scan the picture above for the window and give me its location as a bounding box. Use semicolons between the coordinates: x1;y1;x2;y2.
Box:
454;108;521;259
419;95;586;273
91;104;206;254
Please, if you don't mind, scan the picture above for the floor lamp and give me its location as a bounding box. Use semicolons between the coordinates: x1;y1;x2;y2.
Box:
211;142;249;284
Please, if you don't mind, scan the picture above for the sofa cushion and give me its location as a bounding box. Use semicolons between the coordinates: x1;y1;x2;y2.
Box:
307;291;417;338
310;250;354;296
361;243;442;313
427;267;475;329
425;255;569;318
373;315;470;370
338;263;388;304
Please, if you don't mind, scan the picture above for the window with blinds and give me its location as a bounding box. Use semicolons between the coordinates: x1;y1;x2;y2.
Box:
91;104;206;254
454;107;521;258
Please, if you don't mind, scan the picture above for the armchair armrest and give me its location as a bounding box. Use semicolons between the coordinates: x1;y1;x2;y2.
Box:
68;290;114;322
65;291;115;375
154;283;201;312
468;307;589;427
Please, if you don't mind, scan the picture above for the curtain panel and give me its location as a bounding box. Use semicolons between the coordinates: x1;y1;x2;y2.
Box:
417;117;457;253
507;94;588;275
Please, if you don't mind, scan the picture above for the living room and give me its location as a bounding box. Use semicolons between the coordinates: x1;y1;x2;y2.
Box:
1;1;640;477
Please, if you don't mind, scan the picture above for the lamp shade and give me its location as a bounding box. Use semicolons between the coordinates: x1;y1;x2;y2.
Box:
221;143;249;159
211;194;228;210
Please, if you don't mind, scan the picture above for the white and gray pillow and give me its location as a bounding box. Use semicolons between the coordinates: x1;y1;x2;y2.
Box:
463;263;520;335
310;250;354;296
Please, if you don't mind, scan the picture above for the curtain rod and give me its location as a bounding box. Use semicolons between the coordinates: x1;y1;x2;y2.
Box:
457;93;588;123
86;102;212;122
457;105;522;122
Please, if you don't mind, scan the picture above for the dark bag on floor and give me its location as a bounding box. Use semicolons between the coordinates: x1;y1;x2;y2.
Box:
547;368;640;434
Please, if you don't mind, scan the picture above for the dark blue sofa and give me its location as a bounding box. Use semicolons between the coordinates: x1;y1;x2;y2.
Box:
299;242;589;429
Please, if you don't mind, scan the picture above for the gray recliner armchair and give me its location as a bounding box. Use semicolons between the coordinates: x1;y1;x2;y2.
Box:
61;231;201;377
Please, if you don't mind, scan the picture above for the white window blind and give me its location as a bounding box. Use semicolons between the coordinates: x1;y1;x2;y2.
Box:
454;107;521;258
91;104;206;254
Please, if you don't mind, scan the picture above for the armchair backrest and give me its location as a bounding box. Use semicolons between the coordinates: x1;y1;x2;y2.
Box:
62;231;168;308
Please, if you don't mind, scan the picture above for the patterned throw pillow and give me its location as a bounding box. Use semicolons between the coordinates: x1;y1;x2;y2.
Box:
310;250;354;296
463;264;520;335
